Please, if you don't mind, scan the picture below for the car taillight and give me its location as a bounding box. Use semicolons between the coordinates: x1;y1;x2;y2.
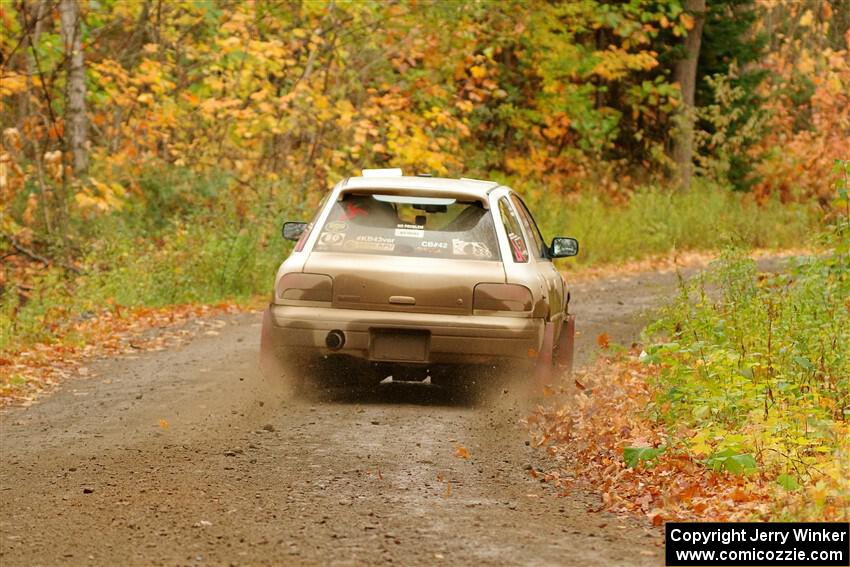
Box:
473;283;533;313
276;273;333;302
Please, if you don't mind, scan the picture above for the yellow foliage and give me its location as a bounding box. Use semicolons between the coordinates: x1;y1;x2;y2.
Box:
75;178;126;216
469;65;487;79
0;71;28;103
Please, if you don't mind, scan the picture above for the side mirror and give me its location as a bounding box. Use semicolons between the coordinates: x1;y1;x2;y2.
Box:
549;237;579;258
282;221;308;241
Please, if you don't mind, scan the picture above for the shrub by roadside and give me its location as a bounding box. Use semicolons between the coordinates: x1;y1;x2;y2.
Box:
528;223;849;523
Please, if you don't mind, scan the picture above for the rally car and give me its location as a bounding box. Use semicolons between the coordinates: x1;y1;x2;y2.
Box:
260;169;578;389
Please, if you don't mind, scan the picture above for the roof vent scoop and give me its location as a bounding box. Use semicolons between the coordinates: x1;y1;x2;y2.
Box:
361;168;403;177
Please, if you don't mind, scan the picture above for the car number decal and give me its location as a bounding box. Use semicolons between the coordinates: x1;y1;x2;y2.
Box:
318;232;345;247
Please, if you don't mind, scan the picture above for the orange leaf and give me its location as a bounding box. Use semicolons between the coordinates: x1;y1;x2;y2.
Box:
158;419;169;429
649;510;665;526
691;502;708;513
454;446;470;459
730;488;752;503
597;332;610;349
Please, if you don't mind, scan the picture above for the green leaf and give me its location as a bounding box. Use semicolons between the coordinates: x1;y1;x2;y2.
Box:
738;367;753;379
776;474;800;491
623;446;665;468
724;453;757;474
705;451;757;474
793;356;814;371
692;405;710;419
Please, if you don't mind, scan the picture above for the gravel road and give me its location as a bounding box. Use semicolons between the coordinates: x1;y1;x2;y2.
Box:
0;268;687;566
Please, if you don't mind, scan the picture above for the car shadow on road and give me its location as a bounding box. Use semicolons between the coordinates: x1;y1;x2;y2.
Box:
295;379;494;408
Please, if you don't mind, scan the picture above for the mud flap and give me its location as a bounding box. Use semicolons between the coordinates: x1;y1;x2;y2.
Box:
259;307;282;380
259;308;311;393
556;314;576;377
534;320;556;390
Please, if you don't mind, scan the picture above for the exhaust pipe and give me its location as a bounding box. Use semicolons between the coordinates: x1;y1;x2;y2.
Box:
325;329;345;350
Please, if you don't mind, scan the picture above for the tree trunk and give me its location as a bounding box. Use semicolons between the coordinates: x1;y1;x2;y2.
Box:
19;0;53;234
59;0;88;175
671;0;706;191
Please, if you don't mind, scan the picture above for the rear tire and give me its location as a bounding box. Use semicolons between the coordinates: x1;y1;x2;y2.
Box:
534;315;575;392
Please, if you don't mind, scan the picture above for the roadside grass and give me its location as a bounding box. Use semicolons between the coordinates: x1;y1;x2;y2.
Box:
1;210;282;356
522;181;818;268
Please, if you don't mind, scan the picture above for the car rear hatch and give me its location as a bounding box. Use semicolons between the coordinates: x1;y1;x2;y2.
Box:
303;253;506;315
303;191;506;316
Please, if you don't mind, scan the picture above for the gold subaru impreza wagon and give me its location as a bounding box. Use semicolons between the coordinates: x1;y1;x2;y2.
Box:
260;169;579;389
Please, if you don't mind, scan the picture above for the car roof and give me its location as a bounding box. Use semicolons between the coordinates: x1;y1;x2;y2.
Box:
340;175;501;201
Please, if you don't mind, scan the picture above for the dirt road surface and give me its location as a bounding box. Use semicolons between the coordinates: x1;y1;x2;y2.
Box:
1;269;686;566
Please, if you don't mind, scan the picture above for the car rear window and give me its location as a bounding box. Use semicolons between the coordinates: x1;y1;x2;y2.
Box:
312;194;500;261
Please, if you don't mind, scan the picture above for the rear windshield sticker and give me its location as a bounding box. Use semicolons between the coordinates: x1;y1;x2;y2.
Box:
394;223;425;238
452;239;493;258
325;221;348;233
508;233;528;261
415;240;448;255
344;235;395;252
419;240;448;250
356;235;394;244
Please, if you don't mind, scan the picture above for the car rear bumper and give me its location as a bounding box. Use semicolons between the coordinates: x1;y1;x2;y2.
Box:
262;304;544;365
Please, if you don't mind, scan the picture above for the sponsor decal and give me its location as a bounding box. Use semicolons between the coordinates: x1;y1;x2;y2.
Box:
394;223;425;238
356;235;394;244
343;235;395;252
325;221;348;233
415;246;444;255
452;239;493;258
508;233;528;261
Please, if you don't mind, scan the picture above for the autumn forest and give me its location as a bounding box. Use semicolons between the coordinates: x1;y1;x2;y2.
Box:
1;0;849;546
